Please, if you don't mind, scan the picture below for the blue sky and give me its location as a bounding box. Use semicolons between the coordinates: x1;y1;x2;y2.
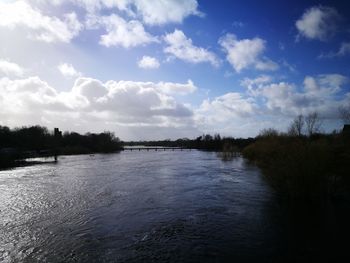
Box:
0;0;349;140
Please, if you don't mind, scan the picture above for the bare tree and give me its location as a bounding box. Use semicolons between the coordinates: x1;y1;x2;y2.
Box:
305;112;322;136
288;114;304;136
258;128;279;138
339;104;350;124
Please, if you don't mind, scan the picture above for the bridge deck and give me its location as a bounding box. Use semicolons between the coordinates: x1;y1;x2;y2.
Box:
123;147;191;151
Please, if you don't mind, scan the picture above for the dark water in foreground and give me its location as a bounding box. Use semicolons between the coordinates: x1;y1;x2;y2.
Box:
0;151;349;262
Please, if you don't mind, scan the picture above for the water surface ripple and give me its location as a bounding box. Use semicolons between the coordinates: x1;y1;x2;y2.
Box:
0;151;348;262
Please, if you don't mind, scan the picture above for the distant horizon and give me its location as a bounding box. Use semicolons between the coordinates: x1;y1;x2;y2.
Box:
1;122;347;142
1;0;349;140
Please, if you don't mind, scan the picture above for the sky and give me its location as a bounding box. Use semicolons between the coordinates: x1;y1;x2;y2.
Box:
0;0;350;140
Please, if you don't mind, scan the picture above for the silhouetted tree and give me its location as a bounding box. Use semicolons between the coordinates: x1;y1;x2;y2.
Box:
0;126;12;148
258;128;279;138
305;112;322;136
288;114;304;136
1;125;122;157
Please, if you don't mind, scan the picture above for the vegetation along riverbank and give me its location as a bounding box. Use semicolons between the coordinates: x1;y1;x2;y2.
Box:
243;113;350;200
0;125;122;168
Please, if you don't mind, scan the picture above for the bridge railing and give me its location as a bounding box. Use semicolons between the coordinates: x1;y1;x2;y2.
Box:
122;146;191;151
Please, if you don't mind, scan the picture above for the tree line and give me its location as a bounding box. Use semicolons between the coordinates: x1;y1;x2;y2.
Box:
123;134;255;152
0;125;122;167
0;125;255;168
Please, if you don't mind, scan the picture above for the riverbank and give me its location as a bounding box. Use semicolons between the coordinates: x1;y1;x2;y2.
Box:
242;132;350;200
0;148;122;170
1;125;255;169
0;125;123;169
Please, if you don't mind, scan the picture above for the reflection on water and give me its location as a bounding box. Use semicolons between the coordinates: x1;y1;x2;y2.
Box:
216;151;240;162
0;151;349;262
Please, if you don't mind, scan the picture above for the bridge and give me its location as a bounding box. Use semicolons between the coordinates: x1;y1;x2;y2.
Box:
122;146;191;151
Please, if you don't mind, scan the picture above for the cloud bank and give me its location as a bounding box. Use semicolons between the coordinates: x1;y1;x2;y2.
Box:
1;73;348;139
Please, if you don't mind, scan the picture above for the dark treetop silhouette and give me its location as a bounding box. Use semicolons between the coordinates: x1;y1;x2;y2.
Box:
0;125;122;168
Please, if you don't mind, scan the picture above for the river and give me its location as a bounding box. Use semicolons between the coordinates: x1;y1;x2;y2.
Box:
0;151;349;262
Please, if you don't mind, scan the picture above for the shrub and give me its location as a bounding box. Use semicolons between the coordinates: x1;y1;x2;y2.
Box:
243;133;349;200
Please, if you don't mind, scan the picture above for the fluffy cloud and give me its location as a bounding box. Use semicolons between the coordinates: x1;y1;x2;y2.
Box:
313;74;348;92
137;56;160;69
219;33;278;72
164;29;219;67
0;1;82;43
10;1;199;47
1;73;348;139
197;93;256;121
125;0;202;25
296;6;341;41
58;63;82;78
242;74;349;117
0;77;65;124
0;76;196;137
38;0;202;25
156;79;197;95
87;14;158;48
0;60;24;77
194;92;258;137
240;75;272;96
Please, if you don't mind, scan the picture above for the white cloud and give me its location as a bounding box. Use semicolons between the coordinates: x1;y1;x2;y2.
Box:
313;74;348;93
194;92;258;137
281;60;297;72
0;59;24;77
255;59;279;71
97;79;194;120
0;1;82;43
243;74;349;117
127;0;202;25
1;73;348;139
0;77;64;120
163;29;219;67
219;33;278;72
156;79;197;95
0;76;196;138
296;6;341;41
319;42;350;58
338;42;350;56
87;14;158;48
137;56;160;69
240;75;272;96
58;63;82;78
197;93;256;120
39;0;202;25
259;82;298;113
241;75;272;87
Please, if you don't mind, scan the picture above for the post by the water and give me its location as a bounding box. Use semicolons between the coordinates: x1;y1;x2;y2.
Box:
53;128;62;162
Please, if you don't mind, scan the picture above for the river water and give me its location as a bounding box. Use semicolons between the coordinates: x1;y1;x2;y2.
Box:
0;151;349;262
